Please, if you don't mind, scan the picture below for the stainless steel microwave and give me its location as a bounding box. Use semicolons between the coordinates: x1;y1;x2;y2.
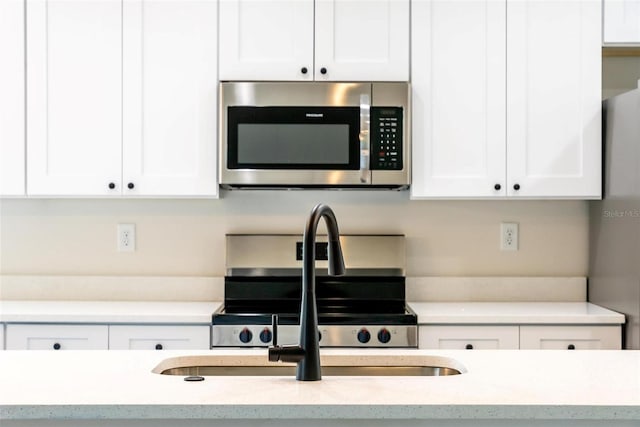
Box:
219;82;410;189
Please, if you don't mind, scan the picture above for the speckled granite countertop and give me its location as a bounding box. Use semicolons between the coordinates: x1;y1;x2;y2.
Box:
0;348;639;421
409;302;625;324
0;301;221;323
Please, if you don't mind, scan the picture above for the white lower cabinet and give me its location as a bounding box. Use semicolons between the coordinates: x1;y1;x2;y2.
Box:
5;324;109;350
108;325;210;350
419;326;520;350
419;325;622;350
5;324;211;350
519;325;622;350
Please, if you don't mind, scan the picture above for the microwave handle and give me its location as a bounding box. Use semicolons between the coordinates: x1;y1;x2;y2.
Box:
359;94;371;184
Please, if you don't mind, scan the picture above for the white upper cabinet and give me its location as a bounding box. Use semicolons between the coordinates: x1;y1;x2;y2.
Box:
411;0;507;198
26;0;122;196
314;0;409;81
123;0;218;197
219;0;314;81
603;0;640;44
0;0;25;196
506;0;601;198
411;0;601;199
26;0;218;197
219;0;409;81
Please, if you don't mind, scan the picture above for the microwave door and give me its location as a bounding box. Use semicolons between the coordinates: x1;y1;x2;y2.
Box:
224;106;366;186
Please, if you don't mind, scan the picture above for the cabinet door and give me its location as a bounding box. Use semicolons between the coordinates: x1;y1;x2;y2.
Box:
0;0;25;196
219;0;314;81
109;325;211;350
5;324;109;350
419;325;520;350
603;0;640;44
123;0;218;197
520;325;622;350
26;0;122;196
315;0;409;81
506;0;601;198
411;0;506;198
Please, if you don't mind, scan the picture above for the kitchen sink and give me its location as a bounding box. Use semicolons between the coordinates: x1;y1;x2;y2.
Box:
152;354;466;377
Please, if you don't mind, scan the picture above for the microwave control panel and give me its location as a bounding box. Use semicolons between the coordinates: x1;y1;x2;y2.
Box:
370;107;403;170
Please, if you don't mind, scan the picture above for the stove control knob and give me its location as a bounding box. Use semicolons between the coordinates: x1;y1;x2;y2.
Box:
239;328;253;344
377;328;391;344
259;328;272;344
357;328;371;344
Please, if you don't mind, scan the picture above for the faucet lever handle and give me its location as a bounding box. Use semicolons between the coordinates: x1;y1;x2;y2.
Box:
271;314;278;346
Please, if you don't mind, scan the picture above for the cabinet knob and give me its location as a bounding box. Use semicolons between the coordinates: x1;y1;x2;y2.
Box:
108;182;116;190
567;344;576;350
494;184;501;191
465;344;474;350
127;183;135;190
320;67;327;75
301;67;308;75
513;183;521;191
155;344;163;350
53;343;61;350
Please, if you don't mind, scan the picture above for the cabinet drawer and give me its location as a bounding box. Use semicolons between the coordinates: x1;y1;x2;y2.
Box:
108;325;211;350
419;325;519;350
519;325;622;350
5;324;108;350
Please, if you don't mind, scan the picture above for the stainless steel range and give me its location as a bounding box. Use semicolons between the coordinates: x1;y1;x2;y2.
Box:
212;234;417;348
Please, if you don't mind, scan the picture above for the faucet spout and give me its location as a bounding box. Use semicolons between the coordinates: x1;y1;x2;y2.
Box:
268;203;344;381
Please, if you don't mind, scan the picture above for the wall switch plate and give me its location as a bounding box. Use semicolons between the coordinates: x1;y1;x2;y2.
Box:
117;224;136;252
500;222;518;251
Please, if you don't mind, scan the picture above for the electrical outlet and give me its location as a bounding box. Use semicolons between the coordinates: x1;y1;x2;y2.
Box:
500;222;518;251
117;224;136;252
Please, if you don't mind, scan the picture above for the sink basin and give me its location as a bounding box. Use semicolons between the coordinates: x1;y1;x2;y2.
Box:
152;354;466;377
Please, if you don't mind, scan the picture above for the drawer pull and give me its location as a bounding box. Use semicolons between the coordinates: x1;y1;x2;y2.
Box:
53;343;61;350
155;344;163;350
465;344;474;350
567;344;576;350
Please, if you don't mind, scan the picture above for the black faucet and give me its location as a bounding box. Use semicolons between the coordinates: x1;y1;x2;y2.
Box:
268;204;345;381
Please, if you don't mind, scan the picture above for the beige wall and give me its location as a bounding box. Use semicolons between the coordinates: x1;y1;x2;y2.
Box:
603;56;640;99
0;192;588;278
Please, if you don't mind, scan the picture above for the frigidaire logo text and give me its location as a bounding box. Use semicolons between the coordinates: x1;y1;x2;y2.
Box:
306;113;324;118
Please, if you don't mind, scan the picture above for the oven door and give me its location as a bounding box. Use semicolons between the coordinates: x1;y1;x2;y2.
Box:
219;82;372;187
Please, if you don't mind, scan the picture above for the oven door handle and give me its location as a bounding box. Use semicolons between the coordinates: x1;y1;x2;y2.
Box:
272;314;278;346
359;94;371;184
